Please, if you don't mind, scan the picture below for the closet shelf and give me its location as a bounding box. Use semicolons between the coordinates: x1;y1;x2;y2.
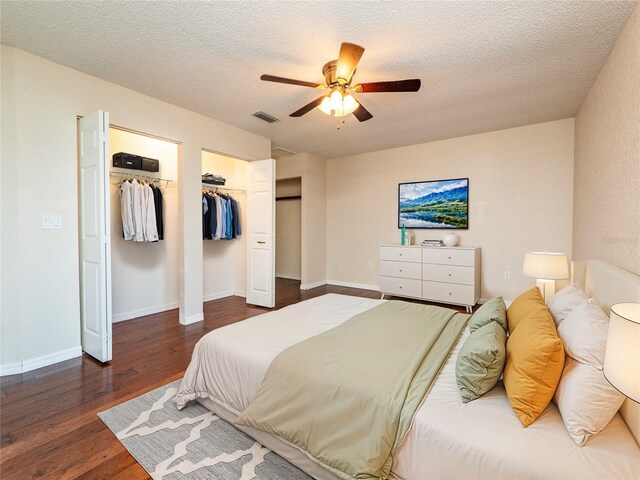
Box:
276;195;302;201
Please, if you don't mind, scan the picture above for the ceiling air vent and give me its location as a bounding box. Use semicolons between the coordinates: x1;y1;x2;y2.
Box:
252;111;279;123
271;147;297;159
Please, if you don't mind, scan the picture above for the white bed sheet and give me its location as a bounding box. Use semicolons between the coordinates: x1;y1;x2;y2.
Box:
176;293;640;480
393;328;640;480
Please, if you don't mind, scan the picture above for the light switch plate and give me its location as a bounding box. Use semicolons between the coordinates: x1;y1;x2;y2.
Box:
42;214;62;230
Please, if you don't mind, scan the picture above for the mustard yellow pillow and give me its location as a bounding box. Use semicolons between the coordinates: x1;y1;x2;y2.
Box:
504;307;565;427
507;287;547;333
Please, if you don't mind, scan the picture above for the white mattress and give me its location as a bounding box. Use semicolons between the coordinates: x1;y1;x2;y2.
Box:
176;293;640;480
393;328;640;480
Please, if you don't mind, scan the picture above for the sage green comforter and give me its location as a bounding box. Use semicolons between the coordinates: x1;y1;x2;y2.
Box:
235;300;469;479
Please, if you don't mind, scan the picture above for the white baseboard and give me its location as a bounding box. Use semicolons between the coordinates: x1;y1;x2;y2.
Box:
180;312;204;325
0;362;22;376
300;280;327;290
326;279;380;292
1;346;82;376
203;291;234;302
276;274;301;281
233;290;246;298
112;302;179;323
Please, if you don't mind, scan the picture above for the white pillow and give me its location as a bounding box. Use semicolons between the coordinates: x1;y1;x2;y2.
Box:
548;283;589;325
554;357;625;446
558;300;609;369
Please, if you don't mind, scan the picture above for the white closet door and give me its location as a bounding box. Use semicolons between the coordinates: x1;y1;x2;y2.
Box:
79;110;112;362
246;159;275;308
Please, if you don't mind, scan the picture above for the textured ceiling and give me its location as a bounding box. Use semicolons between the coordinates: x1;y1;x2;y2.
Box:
1;1;636;158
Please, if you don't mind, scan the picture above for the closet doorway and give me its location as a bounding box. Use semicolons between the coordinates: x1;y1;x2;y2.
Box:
108;127;179;323
201;150;249;303
275;178;302;288
77;111;180;363
201;150;276;308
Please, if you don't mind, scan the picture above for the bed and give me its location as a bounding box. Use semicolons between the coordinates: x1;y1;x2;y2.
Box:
175;260;640;479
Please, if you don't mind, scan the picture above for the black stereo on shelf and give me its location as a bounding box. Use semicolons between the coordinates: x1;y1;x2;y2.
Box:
113;152;142;170
113;152;160;172
141;157;160;172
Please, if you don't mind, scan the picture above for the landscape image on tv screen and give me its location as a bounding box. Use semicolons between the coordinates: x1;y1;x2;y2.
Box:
398;178;468;229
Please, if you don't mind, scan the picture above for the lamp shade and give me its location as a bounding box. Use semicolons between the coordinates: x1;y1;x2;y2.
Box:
522;252;569;280
604;303;640;403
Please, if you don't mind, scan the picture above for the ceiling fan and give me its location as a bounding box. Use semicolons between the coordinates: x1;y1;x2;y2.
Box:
260;42;421;122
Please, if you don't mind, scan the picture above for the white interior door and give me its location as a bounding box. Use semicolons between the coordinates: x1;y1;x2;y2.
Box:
79;110;112;362
246;159;275;307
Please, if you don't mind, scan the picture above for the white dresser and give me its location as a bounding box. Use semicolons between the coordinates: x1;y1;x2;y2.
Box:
379;245;481;312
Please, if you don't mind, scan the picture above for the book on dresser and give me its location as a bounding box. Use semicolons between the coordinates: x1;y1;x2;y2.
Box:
379;244;481;313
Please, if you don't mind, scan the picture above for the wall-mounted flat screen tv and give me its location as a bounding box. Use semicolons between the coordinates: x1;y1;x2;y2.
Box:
398;178;468;229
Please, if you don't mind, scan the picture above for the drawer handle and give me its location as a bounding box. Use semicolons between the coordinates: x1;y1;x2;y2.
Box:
257;241;266;244
399;253;403;256
448;256;452;259
449;292;452;295
399;269;403;272
448;273;452;277
399;286;403;289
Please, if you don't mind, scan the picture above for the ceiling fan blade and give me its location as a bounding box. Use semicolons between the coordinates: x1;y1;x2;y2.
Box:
353;102;373;122
290;96;325;117
336;42;365;83
354;79;421;93
260;74;322;88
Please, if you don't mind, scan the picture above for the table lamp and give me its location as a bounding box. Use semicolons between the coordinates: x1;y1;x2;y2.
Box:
522;251;569;301
604;303;640;403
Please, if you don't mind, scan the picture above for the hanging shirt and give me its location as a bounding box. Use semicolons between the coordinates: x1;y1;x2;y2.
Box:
231;198;241;238
152;184;164;240
119;180;135;240
143;183;158;242
131;180;145;242
203;195;210;239
214;195;224;240
209;195;217;239
224;196;233;239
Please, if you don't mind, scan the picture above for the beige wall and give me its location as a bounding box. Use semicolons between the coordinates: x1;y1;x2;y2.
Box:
327;119;575;301
276;153;327;288
276;178;302;280
0;46;270;374
574;6;640;275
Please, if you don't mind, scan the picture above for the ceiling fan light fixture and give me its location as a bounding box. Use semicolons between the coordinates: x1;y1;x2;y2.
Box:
318;88;359;117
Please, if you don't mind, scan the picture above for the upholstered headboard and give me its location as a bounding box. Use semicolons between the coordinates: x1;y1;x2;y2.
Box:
572;260;640;446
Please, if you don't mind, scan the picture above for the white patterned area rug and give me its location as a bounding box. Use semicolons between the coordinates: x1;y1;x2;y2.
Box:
98;380;311;480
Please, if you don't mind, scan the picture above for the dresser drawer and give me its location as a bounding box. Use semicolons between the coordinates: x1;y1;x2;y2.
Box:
422;248;475;266
422;264;475;285
380;276;422;298
380;260;422;280
380;246;422;263
422;280;475;306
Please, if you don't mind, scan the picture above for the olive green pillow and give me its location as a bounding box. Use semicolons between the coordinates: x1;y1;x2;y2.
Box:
468;296;507;333
456;321;507;403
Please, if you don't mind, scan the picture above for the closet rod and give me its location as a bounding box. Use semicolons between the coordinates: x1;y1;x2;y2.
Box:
110;171;174;188
202;184;246;194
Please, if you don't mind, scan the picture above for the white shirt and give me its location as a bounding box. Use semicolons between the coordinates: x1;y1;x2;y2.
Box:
131;180;145;242
214;195;224;240
119;180;134;240
143;184;158;242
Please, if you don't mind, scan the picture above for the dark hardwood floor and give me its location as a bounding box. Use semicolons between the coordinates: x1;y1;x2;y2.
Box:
0;279;388;479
